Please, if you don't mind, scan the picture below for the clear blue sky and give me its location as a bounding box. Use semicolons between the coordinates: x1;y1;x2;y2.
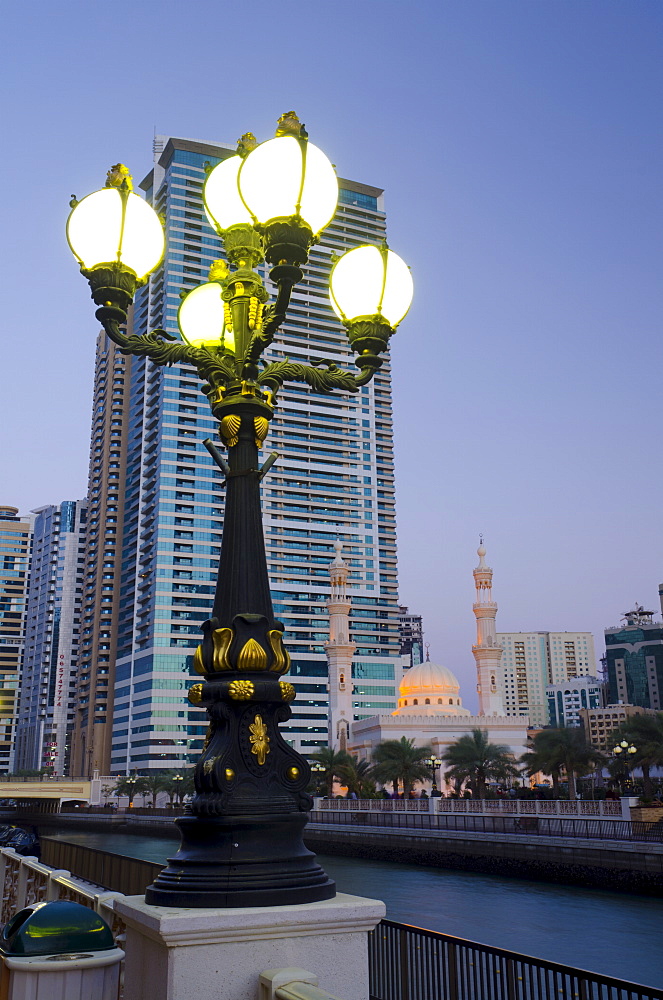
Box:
1;1;661;709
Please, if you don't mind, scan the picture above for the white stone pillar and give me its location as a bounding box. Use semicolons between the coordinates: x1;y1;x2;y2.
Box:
116;892;385;1000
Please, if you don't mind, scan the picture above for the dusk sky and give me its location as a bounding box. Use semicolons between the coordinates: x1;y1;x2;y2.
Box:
2;1;661;710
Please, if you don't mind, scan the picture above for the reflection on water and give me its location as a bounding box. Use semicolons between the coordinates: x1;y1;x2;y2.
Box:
47;829;663;988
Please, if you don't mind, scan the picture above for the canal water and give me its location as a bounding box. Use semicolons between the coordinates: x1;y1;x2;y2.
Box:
47;829;663;988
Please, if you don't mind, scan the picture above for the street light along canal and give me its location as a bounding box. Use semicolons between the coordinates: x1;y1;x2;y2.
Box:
46;829;663;989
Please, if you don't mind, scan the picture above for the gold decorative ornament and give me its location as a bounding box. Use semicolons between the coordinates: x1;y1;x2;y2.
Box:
193;645;206;676
220;414;241;448
212;627;233;671
228;679;255;700
279;682;296;702
223;301;232;332
208;259;229;282
237;131;258;155
268;629;291;674
287;767;299;780
234;281;245;296
105;163;132;190
254;416;269;448
275;111;302;137
203;758;216;775
237;637;268;671
188;683;203;705
225;768;235;781
249;715;270;765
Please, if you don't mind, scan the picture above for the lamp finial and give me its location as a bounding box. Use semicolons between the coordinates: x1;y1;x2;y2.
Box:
105;163;133;191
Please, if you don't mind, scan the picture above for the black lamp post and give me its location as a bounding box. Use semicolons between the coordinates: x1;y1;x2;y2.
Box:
613;739;637;794
67;113;413;908
425;755;443;792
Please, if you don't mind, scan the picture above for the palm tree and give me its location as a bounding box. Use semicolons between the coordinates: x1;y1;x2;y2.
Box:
520;728;604;800
139;772;170;808
160;770;195;806
612;713;663;799
112;775;148;806
337;756;376;798
442;729;519;799
309;747;351;797
371;737;433;797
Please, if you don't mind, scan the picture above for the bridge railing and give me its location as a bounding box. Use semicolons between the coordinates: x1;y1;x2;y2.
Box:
369;918;663;1000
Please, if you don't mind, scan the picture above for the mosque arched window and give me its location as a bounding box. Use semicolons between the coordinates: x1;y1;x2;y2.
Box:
425;698;430;705
437;698;442;705
413;699;418;705
448;698;453;705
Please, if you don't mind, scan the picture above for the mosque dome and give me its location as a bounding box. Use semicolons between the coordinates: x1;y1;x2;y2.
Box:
394;658;471;716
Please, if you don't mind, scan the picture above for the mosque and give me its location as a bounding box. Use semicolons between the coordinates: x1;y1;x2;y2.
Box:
325;540;530;776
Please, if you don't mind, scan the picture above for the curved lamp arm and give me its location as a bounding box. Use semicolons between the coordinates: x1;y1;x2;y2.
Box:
98;310;238;392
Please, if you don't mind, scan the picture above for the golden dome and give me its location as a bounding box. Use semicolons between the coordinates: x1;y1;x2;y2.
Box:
395;659;470;716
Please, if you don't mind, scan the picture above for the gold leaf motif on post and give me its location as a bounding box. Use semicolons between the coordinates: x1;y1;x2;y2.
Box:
237;638;268;671
249;715;270;766
220;414;241;448
254;417;269;448
193;645;206;676
188;684;203;705
268;629;291;675
228;679;255;701
212;627;233;671
279;682;296;702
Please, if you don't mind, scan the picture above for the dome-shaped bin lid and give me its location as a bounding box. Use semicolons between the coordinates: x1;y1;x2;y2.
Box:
1;901;115;956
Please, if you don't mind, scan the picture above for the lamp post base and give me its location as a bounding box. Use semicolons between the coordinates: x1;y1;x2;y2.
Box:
145;812;335;908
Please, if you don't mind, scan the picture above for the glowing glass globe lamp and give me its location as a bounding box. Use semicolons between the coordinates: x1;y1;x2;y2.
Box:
329;243;413;363
66;165;165;311
237;131;338;265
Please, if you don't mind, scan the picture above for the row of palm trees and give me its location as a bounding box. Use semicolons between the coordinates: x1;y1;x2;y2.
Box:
111;770;195;806
310;713;663;800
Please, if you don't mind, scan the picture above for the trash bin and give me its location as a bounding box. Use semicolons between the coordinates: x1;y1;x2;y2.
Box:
0;899;124;999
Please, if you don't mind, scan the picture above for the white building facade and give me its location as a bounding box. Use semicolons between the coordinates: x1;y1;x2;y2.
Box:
546;675;606;728
498;632;597;727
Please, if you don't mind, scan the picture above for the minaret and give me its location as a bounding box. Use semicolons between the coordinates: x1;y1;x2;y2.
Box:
472;538;505;715
325;540;356;750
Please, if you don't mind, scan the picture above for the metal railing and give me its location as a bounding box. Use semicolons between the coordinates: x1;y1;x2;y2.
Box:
0;846;125;946
317;798;625;818
310;810;663;843
41;837;163;896
369;919;663;1000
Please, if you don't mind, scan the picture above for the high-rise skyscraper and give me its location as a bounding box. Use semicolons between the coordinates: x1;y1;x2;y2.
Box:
71;332;131;777
106;134;401;772
15;501;86;774
605;604;663;710
0;506;31;773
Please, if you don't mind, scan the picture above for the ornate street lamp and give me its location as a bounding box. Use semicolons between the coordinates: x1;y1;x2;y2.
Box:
425;755;443;792
67;112;413;908
613;739;637;792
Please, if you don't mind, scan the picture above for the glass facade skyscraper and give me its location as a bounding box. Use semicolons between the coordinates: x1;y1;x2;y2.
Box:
0;506;31;773
110;135;401;772
15;501;86;774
